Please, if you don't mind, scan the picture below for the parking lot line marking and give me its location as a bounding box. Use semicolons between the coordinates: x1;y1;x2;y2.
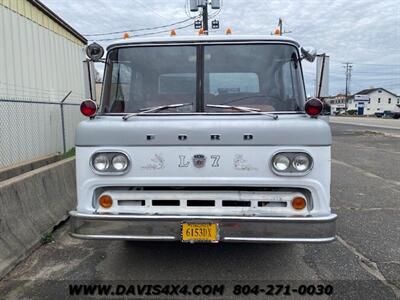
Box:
332;159;400;190
332;206;400;211
337;236;400;298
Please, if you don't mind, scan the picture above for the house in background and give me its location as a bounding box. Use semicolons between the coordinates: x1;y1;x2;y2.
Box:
347;88;400;115
325;94;346;115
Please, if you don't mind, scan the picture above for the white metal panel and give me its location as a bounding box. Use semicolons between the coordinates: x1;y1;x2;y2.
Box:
0;5;86;168
0;6;7;96
4;7;15;98
75;146;331;216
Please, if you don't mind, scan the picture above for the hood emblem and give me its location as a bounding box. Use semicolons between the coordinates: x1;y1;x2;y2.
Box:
193;154;206;168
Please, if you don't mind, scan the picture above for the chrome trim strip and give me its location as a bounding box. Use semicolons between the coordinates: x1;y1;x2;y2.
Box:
69;234;335;244
70;212;337;243
70;211;337;222
70;233;176;241
107;40;301;52
76;144;332;147
223;237;336;243
98;112;307;116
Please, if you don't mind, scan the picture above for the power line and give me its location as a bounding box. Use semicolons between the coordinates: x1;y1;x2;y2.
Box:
92;22;195;42
84;17;196;37
133;0;169;21
330;59;400;67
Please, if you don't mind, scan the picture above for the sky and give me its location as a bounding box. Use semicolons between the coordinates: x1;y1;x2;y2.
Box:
42;0;400;96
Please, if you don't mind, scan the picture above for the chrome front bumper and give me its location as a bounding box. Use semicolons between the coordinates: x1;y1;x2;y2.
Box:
69;212;337;243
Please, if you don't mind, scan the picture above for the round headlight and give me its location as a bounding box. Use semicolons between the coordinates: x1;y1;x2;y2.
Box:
93;154;109;171
292;154;311;172
273;154;290;171
112;154;129;171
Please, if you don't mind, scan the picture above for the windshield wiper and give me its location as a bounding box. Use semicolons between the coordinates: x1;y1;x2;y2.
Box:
207;104;260;112
123;103;192;121
206;104;278;120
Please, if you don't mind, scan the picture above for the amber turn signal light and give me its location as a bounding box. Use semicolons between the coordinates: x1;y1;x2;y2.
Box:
292;197;306;210
99;195;113;209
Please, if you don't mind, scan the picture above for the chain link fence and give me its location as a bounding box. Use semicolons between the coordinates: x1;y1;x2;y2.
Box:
0;95;84;169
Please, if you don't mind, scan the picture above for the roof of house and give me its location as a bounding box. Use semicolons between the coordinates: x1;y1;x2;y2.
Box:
354;88;398;97
28;0;87;44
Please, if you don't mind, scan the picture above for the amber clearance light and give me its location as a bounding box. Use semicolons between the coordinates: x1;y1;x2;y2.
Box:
292;197;306;210
99;195;113;209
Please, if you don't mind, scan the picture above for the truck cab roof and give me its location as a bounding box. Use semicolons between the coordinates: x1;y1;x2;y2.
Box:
107;34;300;50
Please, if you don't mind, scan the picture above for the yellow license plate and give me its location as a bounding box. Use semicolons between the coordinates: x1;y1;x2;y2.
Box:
181;223;218;242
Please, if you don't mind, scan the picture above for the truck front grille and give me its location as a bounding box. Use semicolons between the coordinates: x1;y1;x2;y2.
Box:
95;190;311;216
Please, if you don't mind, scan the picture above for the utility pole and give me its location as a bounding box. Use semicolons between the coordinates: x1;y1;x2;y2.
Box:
343;62;353;109
190;0;220;34
202;2;209;34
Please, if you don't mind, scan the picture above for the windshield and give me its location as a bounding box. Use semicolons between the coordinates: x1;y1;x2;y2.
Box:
101;44;306;114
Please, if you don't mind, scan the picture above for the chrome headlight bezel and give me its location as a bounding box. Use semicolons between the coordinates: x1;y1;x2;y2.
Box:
90;151;131;175
271;152;313;176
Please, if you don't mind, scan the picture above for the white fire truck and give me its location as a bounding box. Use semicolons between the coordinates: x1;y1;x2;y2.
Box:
70;35;337;243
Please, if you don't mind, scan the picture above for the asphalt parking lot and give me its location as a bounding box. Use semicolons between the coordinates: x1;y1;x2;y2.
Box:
0;120;399;299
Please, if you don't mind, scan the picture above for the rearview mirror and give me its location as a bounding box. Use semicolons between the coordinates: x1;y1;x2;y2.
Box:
301;47;317;62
